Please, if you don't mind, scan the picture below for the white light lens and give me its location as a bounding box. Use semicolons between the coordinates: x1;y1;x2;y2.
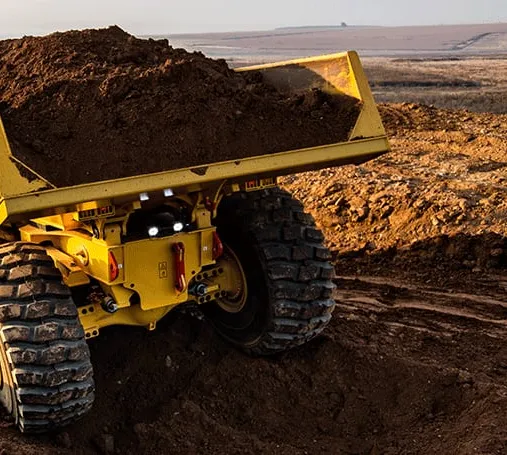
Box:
163;188;174;197
140;192;150;201
173;222;184;232
148;226;159;237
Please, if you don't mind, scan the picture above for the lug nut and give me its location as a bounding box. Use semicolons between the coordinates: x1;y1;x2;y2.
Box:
193;283;208;296
102;296;118;313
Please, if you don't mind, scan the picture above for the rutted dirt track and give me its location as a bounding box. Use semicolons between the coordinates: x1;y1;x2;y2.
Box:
3;266;507;454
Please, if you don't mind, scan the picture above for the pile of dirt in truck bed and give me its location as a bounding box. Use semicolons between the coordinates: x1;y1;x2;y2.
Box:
0;26;360;187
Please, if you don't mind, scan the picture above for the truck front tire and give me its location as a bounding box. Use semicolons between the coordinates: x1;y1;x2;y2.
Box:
207;187;335;355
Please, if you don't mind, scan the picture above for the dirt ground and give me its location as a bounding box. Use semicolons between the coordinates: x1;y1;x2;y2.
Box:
0;101;505;454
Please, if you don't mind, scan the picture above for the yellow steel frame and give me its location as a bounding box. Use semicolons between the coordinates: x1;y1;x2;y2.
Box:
19;191;219;338
20;223;217;338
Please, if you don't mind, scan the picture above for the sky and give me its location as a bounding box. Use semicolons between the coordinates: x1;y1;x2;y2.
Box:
1;0;507;37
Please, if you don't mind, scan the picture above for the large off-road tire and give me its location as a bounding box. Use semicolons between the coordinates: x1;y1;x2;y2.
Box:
206;187;335;355
0;242;94;433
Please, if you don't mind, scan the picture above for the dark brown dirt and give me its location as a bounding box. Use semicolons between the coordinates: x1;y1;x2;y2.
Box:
1;270;507;455
0;26;360;187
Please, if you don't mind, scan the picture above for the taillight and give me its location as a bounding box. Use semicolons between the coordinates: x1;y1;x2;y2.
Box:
108;251;119;281
212;231;223;260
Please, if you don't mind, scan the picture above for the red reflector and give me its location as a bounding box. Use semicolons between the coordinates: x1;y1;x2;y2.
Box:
212;231;223;260
108;251;119;281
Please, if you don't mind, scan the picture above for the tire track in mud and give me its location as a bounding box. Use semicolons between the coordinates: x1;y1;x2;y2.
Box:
333;273;507;390
336;274;507;326
0;272;506;454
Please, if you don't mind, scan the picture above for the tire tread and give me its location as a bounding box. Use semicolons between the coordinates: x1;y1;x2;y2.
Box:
217;188;336;355
0;242;94;433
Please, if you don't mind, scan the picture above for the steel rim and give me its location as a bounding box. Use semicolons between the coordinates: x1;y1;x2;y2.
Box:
213;245;248;313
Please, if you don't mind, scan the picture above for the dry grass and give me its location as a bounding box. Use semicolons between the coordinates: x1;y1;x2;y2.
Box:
363;57;507;113
165;25;507;114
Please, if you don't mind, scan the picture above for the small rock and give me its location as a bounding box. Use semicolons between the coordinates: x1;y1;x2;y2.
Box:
133;423;146;436
165;354;172;368
380;204;394;219
457;370;474;384
353;206;369;222
31;139;45;153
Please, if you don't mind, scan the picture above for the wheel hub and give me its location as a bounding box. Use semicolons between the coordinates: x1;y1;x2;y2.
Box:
212;245;248;313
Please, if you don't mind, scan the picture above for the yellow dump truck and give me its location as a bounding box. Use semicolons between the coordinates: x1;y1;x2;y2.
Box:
0;52;389;432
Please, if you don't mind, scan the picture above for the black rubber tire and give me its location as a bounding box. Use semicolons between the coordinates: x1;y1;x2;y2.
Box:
206;187;335;355
0;242;94;433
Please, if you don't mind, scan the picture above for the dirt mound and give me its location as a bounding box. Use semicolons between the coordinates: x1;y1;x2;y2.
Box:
281;103;507;272
378;102;507;137
2;283;507;455
0;26;360;187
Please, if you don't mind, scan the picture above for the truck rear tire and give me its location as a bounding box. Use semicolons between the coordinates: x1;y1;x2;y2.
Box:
207;187;335;355
0;242;94;433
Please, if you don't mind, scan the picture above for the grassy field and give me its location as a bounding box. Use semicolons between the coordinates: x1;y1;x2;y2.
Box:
161;23;507;114
363;56;507;113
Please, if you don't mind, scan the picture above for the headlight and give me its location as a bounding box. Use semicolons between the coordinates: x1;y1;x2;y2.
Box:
173;222;184;233
148;226;159;237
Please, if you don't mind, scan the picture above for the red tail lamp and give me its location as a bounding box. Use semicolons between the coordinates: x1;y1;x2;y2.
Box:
108;251;119;282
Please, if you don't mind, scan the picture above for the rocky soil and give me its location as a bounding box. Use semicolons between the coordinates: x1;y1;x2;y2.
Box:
281;103;507;286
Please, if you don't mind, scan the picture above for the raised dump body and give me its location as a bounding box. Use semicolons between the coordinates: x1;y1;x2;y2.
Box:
0;50;389;434
0;51;388;225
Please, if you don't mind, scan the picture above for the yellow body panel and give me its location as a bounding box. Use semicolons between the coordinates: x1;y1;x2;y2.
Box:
20;225;123;284
79;302;171;339
123;229;215;310
20;224;216;310
237;51;386;140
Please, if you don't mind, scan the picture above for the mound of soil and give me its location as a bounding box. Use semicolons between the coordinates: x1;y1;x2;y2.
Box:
0;26;360;187
281;102;507;281
2;281;507;455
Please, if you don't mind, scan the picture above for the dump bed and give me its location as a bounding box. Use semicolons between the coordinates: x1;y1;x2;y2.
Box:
0;51;389;224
